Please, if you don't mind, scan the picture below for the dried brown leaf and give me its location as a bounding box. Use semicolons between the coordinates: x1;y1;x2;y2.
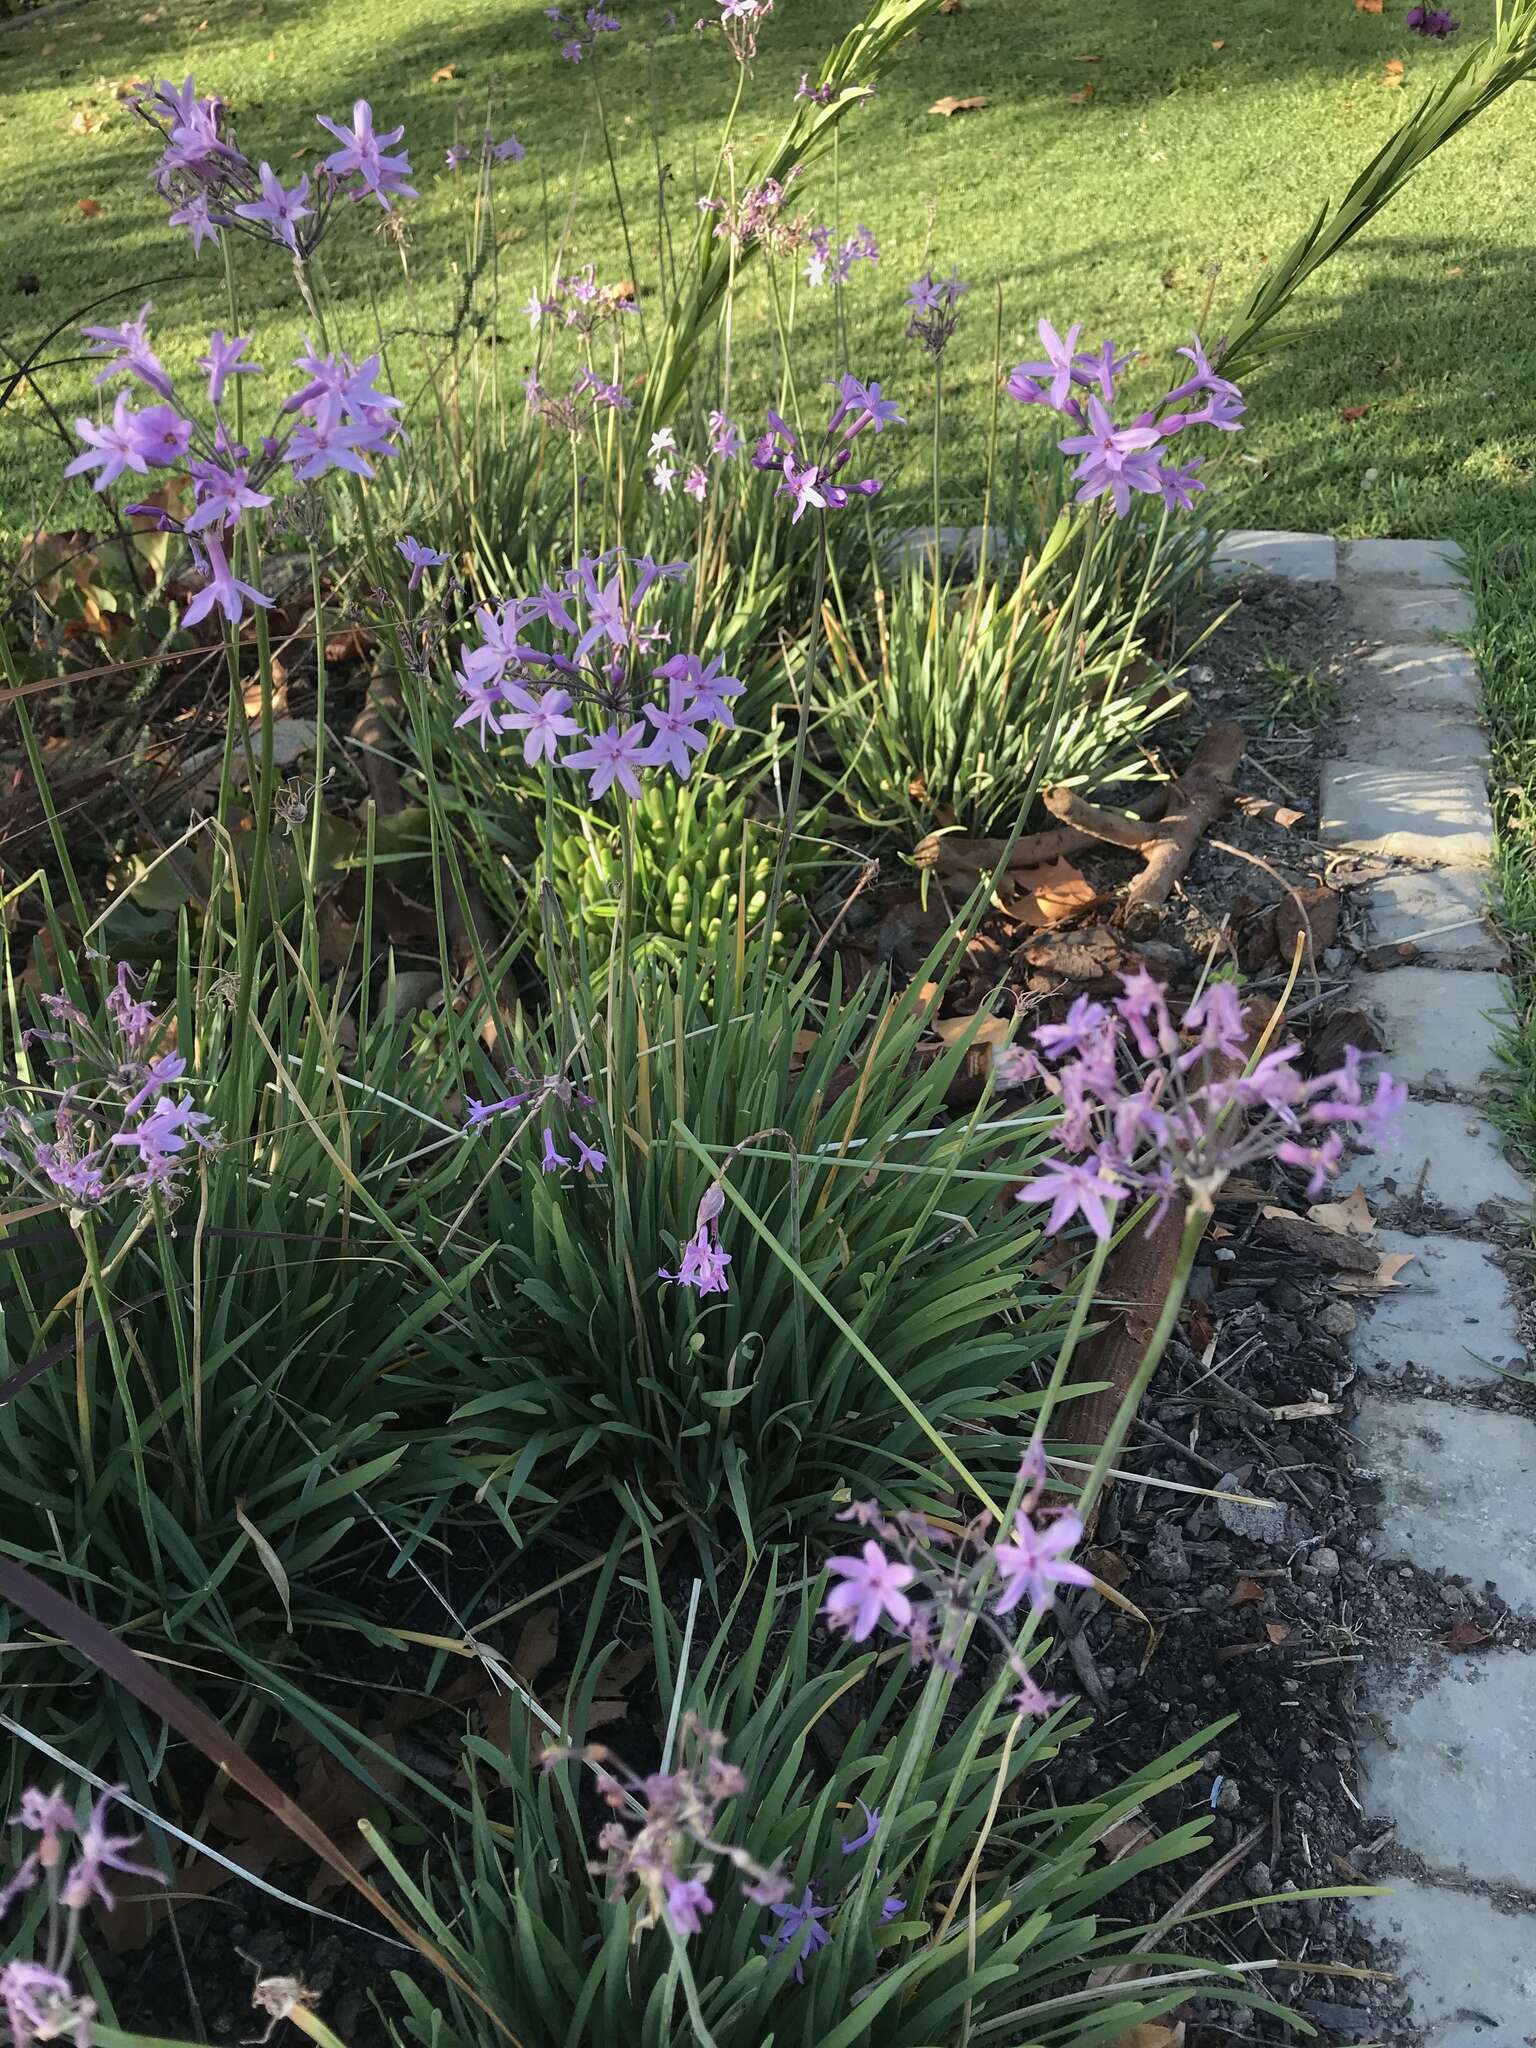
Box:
1446;1618;1489;1651
998;856;1097;927
1064;80;1097;103
1228;1577;1267;1608
1264;1621;1292;1645
1383;57;1405;85
928;94;988;115
78;198;103;218
1308;1185;1375;1238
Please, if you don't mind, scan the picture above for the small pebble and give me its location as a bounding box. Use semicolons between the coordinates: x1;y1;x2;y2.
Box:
1310;1546;1341;1579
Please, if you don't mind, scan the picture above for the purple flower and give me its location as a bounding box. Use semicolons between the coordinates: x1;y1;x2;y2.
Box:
659;1223;732;1296
183;459;272;532
707;409;741;460
110;1092;214;1167
491;133;526;163
1156;458;1205;512
656;651;744;728
683;463;708;503
283;417;382;481
1072;337;1133;403
1009;318;1084;412
232;162;312;249
180;534;272;628
762;1886;833;1981
663;1873;714;1935
397;534;450;589
82;302;174;400
59;1788;162;1913
1014;1156;1124;1241
64;394;155;492
500;685;580;766
540;1129;571;1174
11;1789;76;1858
823;1540;916;1642
839;1799;880;1854
1407;5;1459;33
562;721;650;800
316;99;416;209
0;1962;85;2048
445;143;470;171
641;688;710;779
465;1091;527;1128
831;372;904;438
197;329;259;407
777;458;828;522
992;1506;1093;1618
453;672;508;748
1011;1668;1066;1717
169;191;220;253
1057;396;1164;516
572;1133;606;1175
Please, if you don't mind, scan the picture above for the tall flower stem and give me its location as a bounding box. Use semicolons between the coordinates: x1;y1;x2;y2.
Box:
751;516;828;1017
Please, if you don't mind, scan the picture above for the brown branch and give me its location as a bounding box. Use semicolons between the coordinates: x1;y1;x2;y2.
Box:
1036;722;1247;928
1040;787;1161;852
912;790;1169;880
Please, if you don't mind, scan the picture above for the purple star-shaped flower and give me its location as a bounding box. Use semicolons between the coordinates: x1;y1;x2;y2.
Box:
198;329;260;407
232;162;312;250
396;534;450;589
561;721;650;799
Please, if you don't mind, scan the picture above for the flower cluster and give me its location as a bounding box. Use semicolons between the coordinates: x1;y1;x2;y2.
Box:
1007;320;1244;517
750;373;903;522
450;550;744;802
699;167;811;255
904;266;968;358
444;129;527;173
824;1441;1091;1718
546;1714;782;1938
1;966;217;1216
795;73;874;108
64;311;403;624
131;77;415;259
1000;973;1404;1237
805;221;879;291
698;0;773;63
1406;5;1459;34
525;263;639;335
644;414;741;501
659;1185;732;1296
1;1786;165;2048
549;1717;899;1970
547;2;622;61
464;1067;606;1178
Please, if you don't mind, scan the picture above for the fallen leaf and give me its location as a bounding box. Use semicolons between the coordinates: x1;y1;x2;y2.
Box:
1268;1398;1341;1421
1339;404;1370;423
1264;1621;1292;1645
1229;1578;1267;1607
1382;57;1405;85
1446;264;1464;278
70;107;108;136
1105;2027;1184;2048
1334;1249;1415;1295
1086;1546;1131;1588
998;856;1097;927
1446;1618;1489;1651
1064;80;1097;104
1356;0;1383;10
937;0;962;13
1275;884;1342;960
1308;1185;1375;1238
1072;52;1103;61
77;198;103;218
928;94;988;116
1098;1812;1157;1862
931;1012;1015;1048
1210;38;1226;48
1307;1005;1382;1070
431;63;458;81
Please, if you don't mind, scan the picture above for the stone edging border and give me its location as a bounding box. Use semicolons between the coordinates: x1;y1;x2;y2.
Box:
1212;527;1535;2045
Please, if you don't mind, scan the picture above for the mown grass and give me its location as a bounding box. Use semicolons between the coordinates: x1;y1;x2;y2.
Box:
5;0;1536;1153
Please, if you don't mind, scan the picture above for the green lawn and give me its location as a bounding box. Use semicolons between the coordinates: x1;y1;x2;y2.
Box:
5;0;1536;1131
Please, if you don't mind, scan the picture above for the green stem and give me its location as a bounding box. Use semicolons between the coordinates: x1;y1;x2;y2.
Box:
751;516;827;1017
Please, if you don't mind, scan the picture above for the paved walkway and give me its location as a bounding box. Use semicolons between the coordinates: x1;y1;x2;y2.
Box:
1214;531;1536;2046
